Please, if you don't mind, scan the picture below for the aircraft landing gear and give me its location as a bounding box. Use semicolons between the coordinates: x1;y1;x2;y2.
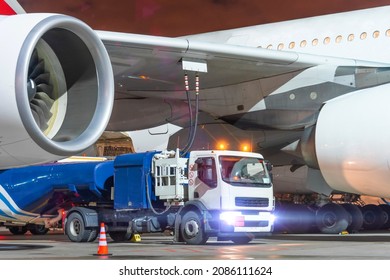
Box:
315;203;349;234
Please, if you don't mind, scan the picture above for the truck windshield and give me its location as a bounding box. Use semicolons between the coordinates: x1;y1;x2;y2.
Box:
219;156;271;187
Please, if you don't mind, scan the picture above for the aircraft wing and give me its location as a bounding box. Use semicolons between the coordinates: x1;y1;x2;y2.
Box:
98;30;382;99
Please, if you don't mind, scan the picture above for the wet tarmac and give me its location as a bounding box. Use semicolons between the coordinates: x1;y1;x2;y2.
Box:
1;227;390;260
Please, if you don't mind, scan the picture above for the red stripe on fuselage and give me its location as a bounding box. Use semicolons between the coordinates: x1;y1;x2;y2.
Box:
0;1;16;15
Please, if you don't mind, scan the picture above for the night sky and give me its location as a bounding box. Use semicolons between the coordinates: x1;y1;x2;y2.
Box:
18;0;390;36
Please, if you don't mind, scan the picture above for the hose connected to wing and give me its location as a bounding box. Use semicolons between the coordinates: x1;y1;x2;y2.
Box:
180;73;200;156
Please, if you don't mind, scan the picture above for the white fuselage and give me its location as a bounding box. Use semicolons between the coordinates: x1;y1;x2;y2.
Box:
184;6;390;64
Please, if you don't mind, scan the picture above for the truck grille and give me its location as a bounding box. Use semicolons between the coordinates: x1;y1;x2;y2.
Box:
235;197;269;207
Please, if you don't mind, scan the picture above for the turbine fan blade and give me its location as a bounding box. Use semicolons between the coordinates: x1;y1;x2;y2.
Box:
31;98;52;119
30;102;48;130
27;47;56;132
35;91;54;108
36;83;53;96
35;73;50;85
29;59;45;80
28;50;39;75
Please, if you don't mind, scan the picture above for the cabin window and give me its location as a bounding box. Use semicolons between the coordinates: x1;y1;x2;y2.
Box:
323;37;331;45
261;27;383;52
196;157;217;188
386;29;390;37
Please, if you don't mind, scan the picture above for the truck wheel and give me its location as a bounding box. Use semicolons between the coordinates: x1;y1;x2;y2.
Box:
8;226;28;235
29;225;49;235
180;211;208;245
231;236;253;244
109;231;132;242
65;212;96;242
87;229;98;242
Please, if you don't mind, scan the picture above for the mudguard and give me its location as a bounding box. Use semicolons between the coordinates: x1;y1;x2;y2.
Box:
66;207;98;228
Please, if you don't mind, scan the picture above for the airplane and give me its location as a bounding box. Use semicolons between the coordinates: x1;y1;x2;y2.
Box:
2;0;390;235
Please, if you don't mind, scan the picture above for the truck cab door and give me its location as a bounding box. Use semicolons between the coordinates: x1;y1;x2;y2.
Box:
190;156;221;209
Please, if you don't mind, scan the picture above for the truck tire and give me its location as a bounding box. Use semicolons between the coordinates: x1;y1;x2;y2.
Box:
231;236;253;244
8;226;28;235
29;224;49;235
65;212;97;242
180;211;208;245
109;231;132;242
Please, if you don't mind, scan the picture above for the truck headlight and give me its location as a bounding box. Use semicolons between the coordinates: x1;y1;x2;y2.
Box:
270;213;276;224
220;211;244;226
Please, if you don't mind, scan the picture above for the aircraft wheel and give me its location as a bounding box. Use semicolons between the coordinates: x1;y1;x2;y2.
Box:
8;226;28;235
341;204;363;233
180;211;208;245
315;203;349;234
361;204;386;230
29;224;49;235
65;212;96;242
378;204;390;229
274;204;315;233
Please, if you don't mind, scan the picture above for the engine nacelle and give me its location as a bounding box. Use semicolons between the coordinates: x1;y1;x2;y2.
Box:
315;83;390;197
0;14;114;168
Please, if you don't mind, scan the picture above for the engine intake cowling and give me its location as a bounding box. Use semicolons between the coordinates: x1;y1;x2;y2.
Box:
314;83;390;197
0;14;114;168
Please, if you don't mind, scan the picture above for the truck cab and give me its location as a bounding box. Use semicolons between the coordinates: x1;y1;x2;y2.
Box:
178;150;274;244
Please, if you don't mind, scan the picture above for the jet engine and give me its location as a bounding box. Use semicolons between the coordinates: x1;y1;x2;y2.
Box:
301;83;390;197
0;14;114;168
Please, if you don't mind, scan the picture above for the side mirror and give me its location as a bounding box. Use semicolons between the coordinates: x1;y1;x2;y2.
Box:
264;160;273;171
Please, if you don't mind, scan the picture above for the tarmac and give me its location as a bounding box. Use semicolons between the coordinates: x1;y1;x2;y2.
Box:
0;227;390;260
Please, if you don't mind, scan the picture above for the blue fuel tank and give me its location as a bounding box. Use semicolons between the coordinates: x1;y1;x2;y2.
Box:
0;160;114;219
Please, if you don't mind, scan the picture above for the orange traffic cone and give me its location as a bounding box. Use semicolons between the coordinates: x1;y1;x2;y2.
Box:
93;222;112;256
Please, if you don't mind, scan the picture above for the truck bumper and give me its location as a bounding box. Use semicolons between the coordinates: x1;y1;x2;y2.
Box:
218;211;274;234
